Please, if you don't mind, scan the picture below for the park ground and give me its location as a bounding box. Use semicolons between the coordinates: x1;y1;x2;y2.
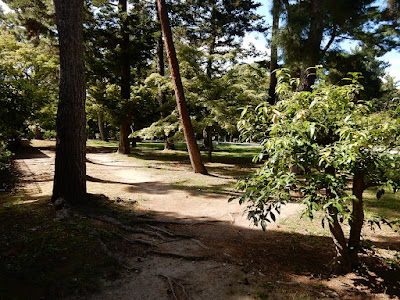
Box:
0;139;399;299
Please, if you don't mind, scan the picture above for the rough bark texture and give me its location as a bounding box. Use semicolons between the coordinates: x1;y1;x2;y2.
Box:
118;0;131;154
157;0;207;174
52;0;87;204
119;123;131;154
268;0;280;104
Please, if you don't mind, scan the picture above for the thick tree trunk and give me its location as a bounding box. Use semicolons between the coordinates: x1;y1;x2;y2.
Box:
118;123;131;154
118;0;131;154
52;0;87;204
97;111;108;141
268;0;280;104
348;170;366;267
156;0;207;174
296;0;324;92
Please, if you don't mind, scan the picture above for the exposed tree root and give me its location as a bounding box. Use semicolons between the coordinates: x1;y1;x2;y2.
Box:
98;238;137;271
159;274;189;300
111;231;157;247
146;224;193;239
88;214;167;240
147;250;209;261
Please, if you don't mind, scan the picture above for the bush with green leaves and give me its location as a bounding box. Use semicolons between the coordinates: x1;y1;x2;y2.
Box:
233;70;400;272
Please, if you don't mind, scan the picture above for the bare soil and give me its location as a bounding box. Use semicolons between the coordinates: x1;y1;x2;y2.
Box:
10;140;400;300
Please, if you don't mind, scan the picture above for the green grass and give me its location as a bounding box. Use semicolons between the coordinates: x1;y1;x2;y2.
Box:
86;140;261;162
364;187;400;220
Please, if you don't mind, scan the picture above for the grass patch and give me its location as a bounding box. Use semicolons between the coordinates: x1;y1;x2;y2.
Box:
364;187;400;220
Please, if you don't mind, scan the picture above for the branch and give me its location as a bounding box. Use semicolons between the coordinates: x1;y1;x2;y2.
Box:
322;26;337;54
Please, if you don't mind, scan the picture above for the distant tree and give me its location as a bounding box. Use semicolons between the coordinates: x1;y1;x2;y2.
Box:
85;0;156;152
278;0;399;91
52;0;87;204
234;70;400;272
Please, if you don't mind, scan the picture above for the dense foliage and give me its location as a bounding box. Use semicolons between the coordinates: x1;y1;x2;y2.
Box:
233;70;400;270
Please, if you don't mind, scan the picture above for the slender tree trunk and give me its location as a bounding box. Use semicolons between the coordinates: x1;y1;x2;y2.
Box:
119;123;131;154
118;0;131;154
325;166;352;272
348;170;366;267
156;0;207;174
97;111;108;141
207;126;213;162
52;0;87;204
268;0;280;104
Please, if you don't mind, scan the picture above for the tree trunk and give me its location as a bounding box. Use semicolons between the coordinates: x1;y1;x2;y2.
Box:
296;0;324;92
348;170;366;267
155;5;175;151
207;126;213;161
52;0;87;204
268;0;280;104
118;123;131;154
118;0;131;154
97;111;108;141
156;0;207;174
325;166;352;273
164;133;175;150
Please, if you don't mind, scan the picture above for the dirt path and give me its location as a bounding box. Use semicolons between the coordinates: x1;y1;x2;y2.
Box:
13;140;400;300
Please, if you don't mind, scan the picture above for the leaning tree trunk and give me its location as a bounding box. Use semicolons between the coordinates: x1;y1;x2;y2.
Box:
118;0;131;154
52;0;87;204
155;4;174;151
156;0;207;174
268;0;280;104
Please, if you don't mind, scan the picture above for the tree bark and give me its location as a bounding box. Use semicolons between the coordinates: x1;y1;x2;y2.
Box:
118;123;131;154
296;0;324;92
52;0;87;204
97;111;108;141
207;126;213;161
268;0;280;104
155;4;174;151
118;0;131;154
156;0;207;174
325;166;352;272
348;170;365;267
